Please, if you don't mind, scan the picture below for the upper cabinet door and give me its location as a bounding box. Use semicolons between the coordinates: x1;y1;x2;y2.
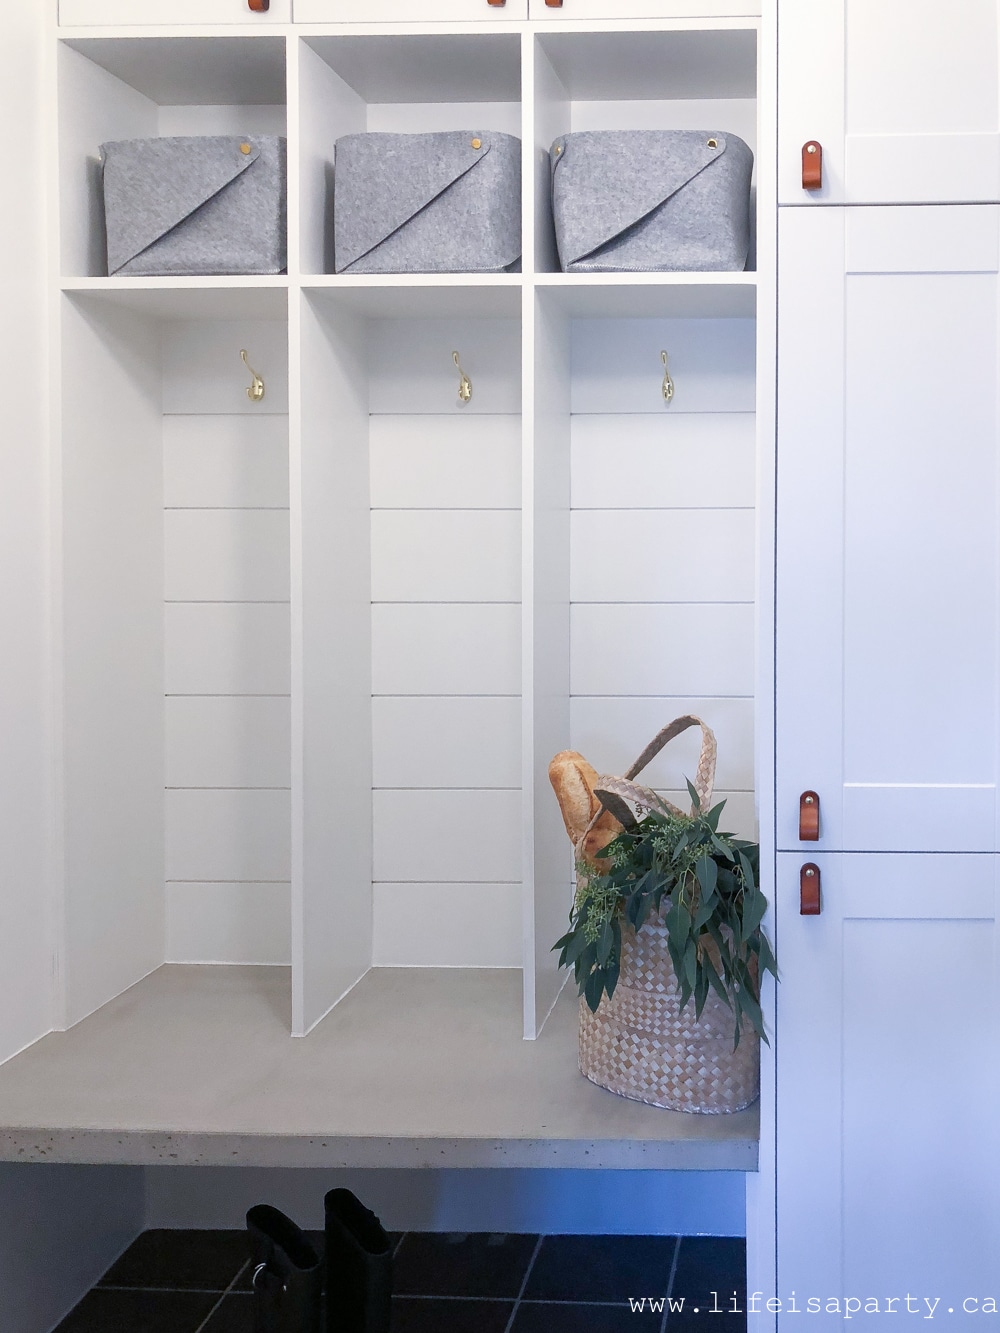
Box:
60;0;290;22
777;205;1000;853
294;0;527;19
779;0;1000;203
529;0;759;16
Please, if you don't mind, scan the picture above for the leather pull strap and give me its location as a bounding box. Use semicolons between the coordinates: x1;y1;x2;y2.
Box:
487;0;507;5
800;864;821;915
546;0;564;6
799;790;820;841
802;140;822;190
247;0;270;10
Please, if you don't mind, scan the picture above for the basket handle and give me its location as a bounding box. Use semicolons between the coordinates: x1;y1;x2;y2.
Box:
622;714;717;812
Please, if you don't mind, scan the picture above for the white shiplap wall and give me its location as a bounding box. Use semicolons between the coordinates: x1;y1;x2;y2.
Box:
569;319;757;839
162;321;291;964
368;317;522;967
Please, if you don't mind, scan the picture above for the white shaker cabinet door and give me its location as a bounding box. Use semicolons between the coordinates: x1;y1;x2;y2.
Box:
775;852;1000;1325
294;0;526;19
529;0;759;17
779;0;1000;203
776;206;1000;853
60;0;291;22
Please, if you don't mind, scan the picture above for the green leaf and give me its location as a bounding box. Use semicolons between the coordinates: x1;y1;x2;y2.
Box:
562;929;591;968
584;968;605;1013
597;918;614;966
695;852;718;899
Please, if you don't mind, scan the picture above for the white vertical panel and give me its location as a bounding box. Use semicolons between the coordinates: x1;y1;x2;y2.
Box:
525;291;572;1038
58;44;156;277
293;292;373;1035
372;604;521;696
60;297;165;1027
371;511;520;603
297;39;365;277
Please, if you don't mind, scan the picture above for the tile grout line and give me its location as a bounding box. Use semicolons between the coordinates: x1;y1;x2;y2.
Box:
661;1236;683;1333
502;1233;544;1333
192;1258;251;1333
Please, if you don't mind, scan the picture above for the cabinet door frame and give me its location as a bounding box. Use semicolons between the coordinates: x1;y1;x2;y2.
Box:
776;204;1000;854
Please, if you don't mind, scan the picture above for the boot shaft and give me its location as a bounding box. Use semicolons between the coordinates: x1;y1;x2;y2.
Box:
324;1189;393;1333
247;1204;323;1333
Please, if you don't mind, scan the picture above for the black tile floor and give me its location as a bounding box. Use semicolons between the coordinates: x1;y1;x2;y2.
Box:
54;1228;746;1332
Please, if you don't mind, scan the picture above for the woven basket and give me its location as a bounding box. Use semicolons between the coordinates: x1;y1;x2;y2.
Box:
575;715;760;1115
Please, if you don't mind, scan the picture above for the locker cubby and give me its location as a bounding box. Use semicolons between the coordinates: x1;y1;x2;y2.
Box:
296;33;522;276
530;24;759;274
294;287;523;1036
57;286;290;1028
58;35;287;278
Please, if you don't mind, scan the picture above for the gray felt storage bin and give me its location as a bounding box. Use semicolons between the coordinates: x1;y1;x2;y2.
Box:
333;131;521;274
101;136;287;277
550;130;753;273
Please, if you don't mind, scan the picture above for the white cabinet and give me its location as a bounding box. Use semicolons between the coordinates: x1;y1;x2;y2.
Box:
775;852;1000;1322
295;0;528;18
776;204;1000;853
529;0;759;17
779;0;1000;204
60;0;291;24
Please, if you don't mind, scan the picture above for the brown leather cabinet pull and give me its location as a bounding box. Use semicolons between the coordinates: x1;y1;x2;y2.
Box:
247;0;270;9
546;0;564;6
799;790;820;841
487;0;507;6
800;864;821;916
802;141;823;190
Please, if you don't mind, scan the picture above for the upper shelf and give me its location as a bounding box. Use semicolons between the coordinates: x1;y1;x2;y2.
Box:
0;965;759;1170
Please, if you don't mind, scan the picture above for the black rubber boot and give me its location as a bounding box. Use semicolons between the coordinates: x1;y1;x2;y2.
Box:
324;1188;393;1333
247;1204;323;1333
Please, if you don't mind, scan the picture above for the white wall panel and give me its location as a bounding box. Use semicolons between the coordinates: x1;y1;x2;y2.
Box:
571;510;754;603
373;789;521;884
370;415;520;511
162;320;288;416
571;319;756;416
165;789;291;883
571;604;754;697
373;697;521;790
164;510;290;603
372;884;521;968
372;605;521;696
165;883;290;965
654;790;757;841
165;697;291;790
570;696;754;793
371;511;520;604
368;319;520;417
165;604;291;696
571;414;755;510
163;415;289;510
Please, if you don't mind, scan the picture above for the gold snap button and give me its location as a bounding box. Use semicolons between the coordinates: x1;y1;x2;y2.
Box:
471;138;482;150
240;143;252;155
807;143;818;154
707;138;718;149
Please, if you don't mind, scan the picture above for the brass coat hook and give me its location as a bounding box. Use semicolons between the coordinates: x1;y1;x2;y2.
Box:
241;349;265;404
453;351;472;406
661;350;675;405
